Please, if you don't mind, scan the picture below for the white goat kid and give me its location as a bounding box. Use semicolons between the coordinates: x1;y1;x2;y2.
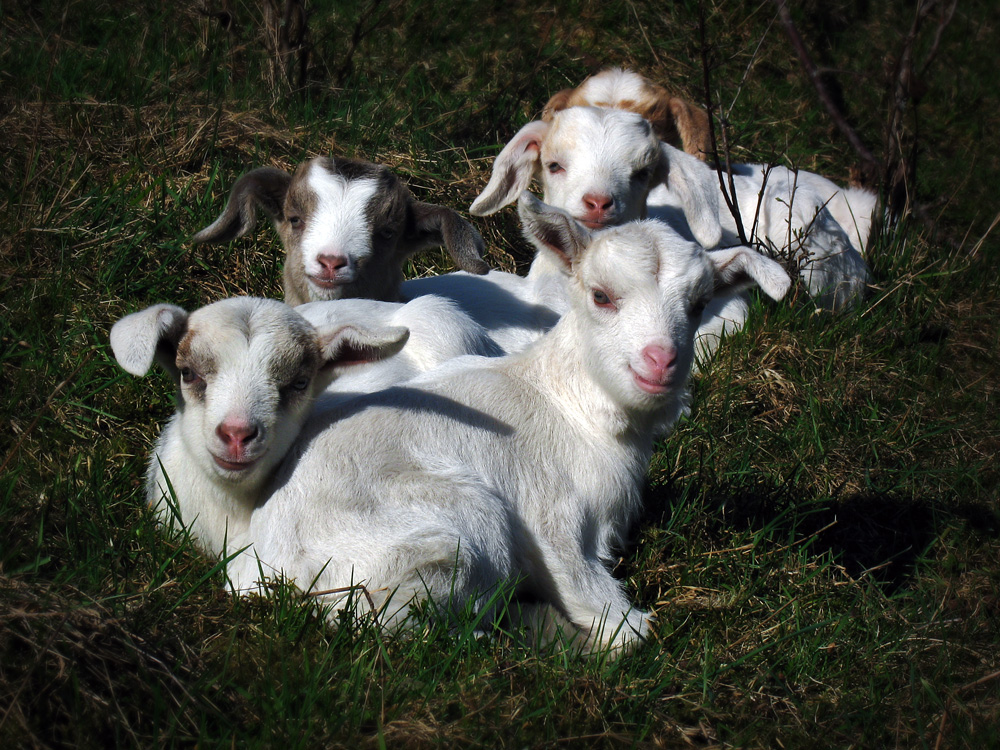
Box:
193;156;490;305
230;193;790;654
402;105;735;356
110;297;410;557
545;67;877;310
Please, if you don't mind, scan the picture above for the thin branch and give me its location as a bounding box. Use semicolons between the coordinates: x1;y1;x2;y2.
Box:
308;583;382;625
698;5;747;245
918;0;958;79
773;0;878;177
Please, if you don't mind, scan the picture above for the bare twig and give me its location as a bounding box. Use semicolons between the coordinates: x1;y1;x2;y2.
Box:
307;584;382;624
883;0;959;220
773;0;878;178
918;0;958;80
750;163;773;246
698;5;747;245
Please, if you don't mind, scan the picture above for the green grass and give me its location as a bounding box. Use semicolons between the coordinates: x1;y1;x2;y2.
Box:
2;0;999;746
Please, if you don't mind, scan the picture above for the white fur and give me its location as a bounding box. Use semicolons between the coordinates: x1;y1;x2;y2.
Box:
230;195;791;654
558;68;877;309
648;162;876;310
296;294;503;397
299;171;380;295
405;99;873;367
110;297;411;557
403;106;750;360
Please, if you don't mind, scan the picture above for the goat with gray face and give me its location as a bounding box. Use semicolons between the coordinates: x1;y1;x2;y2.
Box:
193;156;490;305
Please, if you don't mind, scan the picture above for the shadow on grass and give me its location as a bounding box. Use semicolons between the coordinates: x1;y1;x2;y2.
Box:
641;479;1000;592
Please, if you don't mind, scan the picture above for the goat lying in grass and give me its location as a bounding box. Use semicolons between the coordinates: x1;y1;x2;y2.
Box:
402;105;740;358
229;193;791;654
111;295;497;556
542;67;877;310
193;156;490;305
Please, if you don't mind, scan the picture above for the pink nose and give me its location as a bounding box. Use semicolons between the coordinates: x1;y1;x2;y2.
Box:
582;192;614;215
317;253;348;273
641;344;677;383
216;419;259;449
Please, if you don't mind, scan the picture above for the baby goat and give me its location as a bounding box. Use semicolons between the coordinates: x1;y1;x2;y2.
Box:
543;67;878;309
402;105;734;355
111;297;410;556
193;156;490;305
229;193;791;654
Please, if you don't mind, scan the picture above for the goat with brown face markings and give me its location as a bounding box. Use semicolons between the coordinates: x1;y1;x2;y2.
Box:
110;297;412;557
542;67;712;159
193;156;490;305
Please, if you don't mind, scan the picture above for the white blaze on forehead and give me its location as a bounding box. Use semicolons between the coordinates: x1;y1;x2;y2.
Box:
540;108;660;222
301;165;381;268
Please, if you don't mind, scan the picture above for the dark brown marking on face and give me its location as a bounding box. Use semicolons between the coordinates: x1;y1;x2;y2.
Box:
284;160;320;227
175;329;214;401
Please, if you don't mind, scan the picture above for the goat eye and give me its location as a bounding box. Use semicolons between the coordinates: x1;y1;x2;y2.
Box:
379;227;396;240
290;376;310;392
288;216;303;229
632;167;651;182
689;297;709;317
592;289;615;309
180;367;201;384
547;162;564;174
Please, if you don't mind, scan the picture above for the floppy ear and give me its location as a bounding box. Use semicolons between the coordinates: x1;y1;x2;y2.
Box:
632;78;711;160
517;192;592;272
541;87;575;122
708;246;791;301
316;324;410;382
657;143;722;249
404;202;490;275
668;97;712;159
470;120;550;216
110;304;189;377
191;167;292;244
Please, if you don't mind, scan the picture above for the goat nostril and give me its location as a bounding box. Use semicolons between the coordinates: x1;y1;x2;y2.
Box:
217;421;259;448
317;254;348;272
583;193;614;213
643;345;677;375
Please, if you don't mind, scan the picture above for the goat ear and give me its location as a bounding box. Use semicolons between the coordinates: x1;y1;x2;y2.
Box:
668;98;712;159
541;88;575;122
517;192;591;271
470;120;550;216
317;324;410;374
111;304;189;377
191;167;292;244
709;246;791;301
404;203;490;275
657;144;722;249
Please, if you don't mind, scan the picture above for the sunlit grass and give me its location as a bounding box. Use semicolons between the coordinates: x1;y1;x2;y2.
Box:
1;1;998;747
